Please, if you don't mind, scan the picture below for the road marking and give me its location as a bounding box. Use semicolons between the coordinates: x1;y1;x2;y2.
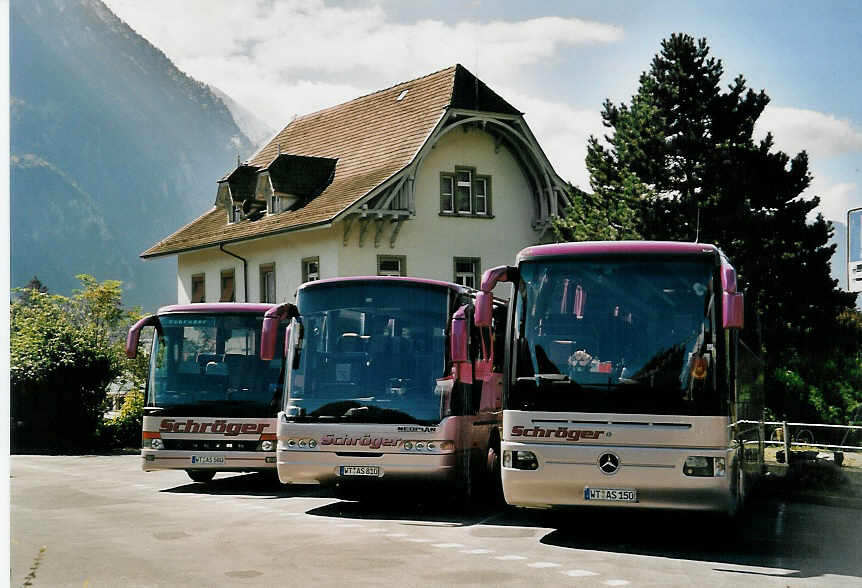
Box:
279;512;301;516
406;538;432;543
528;562;562;568
603;581;631;586
337;524;364;528
494;555;527;561
365;528;386;533
461;549;494;555
386;533;408;538
431;543;464;548
562;570;599;577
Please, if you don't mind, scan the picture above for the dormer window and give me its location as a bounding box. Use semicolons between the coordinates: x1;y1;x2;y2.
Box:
228;203;243;223
268;194;298;215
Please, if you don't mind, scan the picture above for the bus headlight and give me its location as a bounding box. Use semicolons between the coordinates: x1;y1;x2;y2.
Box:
260;440;275;452
149;438;163;450
503;450;538;470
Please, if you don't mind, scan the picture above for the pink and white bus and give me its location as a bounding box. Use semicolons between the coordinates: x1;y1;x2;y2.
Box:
260;276;506;499
126;304;284;483
474;242;762;513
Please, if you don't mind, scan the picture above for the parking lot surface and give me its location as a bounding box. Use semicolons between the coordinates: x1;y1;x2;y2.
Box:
10;455;862;587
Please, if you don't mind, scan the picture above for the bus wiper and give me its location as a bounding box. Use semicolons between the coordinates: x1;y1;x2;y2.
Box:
518;374;582;391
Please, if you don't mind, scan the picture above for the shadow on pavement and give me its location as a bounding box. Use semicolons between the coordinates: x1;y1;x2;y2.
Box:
305;492;508;526
538;498;862;580
159;472;328;499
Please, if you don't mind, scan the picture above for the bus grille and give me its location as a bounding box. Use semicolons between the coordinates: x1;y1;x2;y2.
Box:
161;439;260;451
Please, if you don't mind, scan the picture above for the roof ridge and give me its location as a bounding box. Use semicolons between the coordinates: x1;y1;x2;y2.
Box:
281;65;456;127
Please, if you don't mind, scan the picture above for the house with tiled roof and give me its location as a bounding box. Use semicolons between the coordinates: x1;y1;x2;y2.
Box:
143;65;570;303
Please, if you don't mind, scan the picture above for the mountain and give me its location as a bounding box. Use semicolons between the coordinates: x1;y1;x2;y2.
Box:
211;87;276;147
10;0;255;310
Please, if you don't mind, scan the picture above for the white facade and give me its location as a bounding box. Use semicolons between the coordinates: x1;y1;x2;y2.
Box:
174;126;541;303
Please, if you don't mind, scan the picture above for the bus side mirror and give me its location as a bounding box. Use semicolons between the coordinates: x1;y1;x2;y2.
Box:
261;302;299;360
474;265;516;327
723;292;744;329
286;317;303;370
450;305;471;383
126;315;160;358
474;291;494;327
479;265;517;292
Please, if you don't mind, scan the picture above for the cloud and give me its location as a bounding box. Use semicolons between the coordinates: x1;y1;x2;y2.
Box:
499;89;604;190
756;106;862;158
104;0;621;128
754;106;862;223
810;179;860;224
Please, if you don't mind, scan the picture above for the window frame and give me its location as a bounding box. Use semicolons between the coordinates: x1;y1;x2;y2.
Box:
259;263;276;303
228;202;243;223
453;257;481;289
474;174;491;215
302;257;320;283
191;273;206;303
455;167;473;213
220;269;236;302
377;255;407;277
439;166;493;218
440;173;454;213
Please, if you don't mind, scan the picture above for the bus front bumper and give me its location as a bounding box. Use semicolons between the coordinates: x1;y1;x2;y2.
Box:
501;441;734;511
277;449;462;487
141;449;276;472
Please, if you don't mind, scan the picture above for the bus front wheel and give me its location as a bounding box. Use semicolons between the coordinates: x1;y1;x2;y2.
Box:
186;470;216;483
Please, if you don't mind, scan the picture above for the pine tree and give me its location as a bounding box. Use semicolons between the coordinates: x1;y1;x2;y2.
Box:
561;33;858;421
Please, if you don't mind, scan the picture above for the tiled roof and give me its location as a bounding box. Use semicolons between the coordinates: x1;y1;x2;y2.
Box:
142;65;520;258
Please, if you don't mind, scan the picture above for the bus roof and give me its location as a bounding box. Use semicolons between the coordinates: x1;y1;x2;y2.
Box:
297;275;469;295
516;241;720;263
156;303;278;315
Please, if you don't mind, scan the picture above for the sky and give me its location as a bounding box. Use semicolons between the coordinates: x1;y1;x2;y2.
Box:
103;0;862;227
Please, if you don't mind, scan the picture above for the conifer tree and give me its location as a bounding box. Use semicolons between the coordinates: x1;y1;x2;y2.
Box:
559;33;858;421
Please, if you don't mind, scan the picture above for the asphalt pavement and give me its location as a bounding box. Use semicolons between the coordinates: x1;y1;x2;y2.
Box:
10;455;862;587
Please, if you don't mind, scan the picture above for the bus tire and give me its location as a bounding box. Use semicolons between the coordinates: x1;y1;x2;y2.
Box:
485;444;504;506
186;470;216;483
727;466;745;517
795;429;815;445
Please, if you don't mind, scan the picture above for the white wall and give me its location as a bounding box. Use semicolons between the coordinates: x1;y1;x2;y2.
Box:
338;126;539;292
175;227;336;304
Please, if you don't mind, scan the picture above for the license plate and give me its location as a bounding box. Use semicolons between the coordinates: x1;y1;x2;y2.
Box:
340;466;380;477
584;487;638;502
191;455;225;465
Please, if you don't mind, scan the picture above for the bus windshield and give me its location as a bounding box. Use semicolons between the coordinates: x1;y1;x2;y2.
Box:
511;256;725;415
286;282;450;425
148;313;284;417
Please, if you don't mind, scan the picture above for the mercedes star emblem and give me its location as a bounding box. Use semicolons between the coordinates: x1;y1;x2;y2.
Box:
598;452;620;475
